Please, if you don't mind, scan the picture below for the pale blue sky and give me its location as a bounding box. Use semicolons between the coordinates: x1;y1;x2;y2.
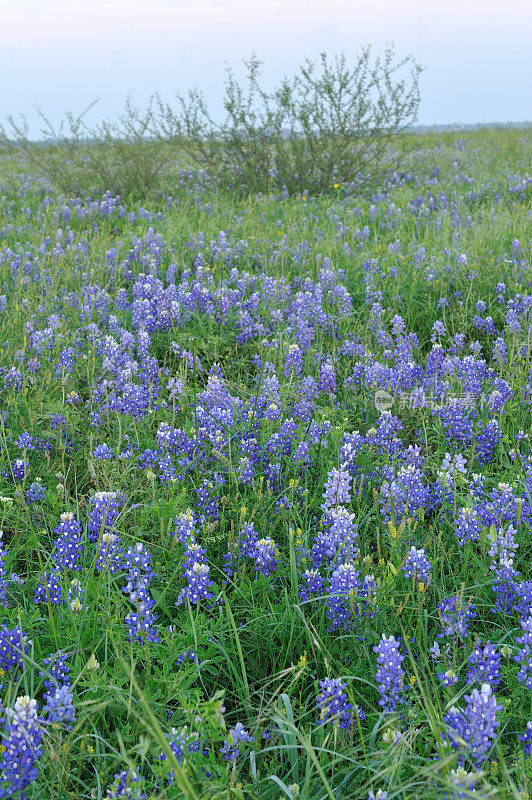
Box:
1;0;531;136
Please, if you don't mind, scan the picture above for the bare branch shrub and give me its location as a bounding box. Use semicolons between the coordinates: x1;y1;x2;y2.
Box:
0;96;172;200
159;46;423;195
1;46;422;199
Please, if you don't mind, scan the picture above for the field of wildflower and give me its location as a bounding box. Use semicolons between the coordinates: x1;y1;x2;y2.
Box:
0;127;530;799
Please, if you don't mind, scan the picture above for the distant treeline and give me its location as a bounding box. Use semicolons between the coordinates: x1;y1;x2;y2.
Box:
409;121;532;132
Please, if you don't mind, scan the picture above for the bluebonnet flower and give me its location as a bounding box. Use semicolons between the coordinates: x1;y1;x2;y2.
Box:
123;544;159;644
122;542;154;592
489;524;520;614
322;464;352;511
180;541;208;574
441;452;467;476
483;484;526;528
4;367;23;392
25;481;46;504
43;684;76;729
65;390;80;404
472;314;497;336
431;320;447;343
54;346;77;379
446;767;482;798
433;402;474;448
220;722;253;762
466;641;501;687
443;683;502;766
223;522;260;578
0;531;9;606
402;547;431;584
10;458;27;483
449;333;466;355
519;721;532;756
485;378;514;415
373;634;407;713
167;375;184;401
310;507;358;569
515;616;532;689
492;337;508;365
379;465;429;522
93;443;114;461
172;508;197;544
40;651;71;691
430;641;444;661
474;419;502;465
437;594;477;639
495;282;507;302
15;432;35;451
96;532;124;574
106;769;147;799
1;695;44;797
515;580;532;621
284;343;303;377
177;536;215;607
161;726;203;782
391;314;406;336
318;359;337;395
0;624;29;676
138;448;159;472
250;537;278;579
454;507;483;545
438;669;459;687
300;569;325;602
236;456;254;486
325;562;362;631
52;512;83;571
158;451;177;484
316;677;365;729
88;490;125;542
175;650;201;667
34;571;62;605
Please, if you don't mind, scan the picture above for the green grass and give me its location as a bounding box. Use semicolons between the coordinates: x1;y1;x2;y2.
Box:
0;127;529;798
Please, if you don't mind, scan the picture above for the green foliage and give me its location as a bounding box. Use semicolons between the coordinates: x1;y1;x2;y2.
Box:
1;47;422;201
160;46;423;196
0;96;173;200
0;128;529;798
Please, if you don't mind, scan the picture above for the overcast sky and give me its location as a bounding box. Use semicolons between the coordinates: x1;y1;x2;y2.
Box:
1;0;531;135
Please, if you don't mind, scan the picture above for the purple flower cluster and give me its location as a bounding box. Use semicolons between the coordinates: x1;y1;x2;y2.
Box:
88;490;125;542
322;464;352;511
466;641;501;687
316;677;365;729
444;683;502;766
437;595;477;639
1;696;44;797
373;634;407;713
515;616;532;689
220;722;253;762
0;624;29;676
1;130;531;795
122;542;159;643
53;511;83;570
177;537;215;606
106;769;147;799
402;547;431;583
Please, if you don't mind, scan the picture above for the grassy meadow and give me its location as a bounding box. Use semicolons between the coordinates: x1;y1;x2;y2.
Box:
0;127;530;799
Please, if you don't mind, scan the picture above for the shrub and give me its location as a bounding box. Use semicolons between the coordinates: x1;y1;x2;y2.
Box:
159;45;423;196
0;96;172;200
1;46;422;200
